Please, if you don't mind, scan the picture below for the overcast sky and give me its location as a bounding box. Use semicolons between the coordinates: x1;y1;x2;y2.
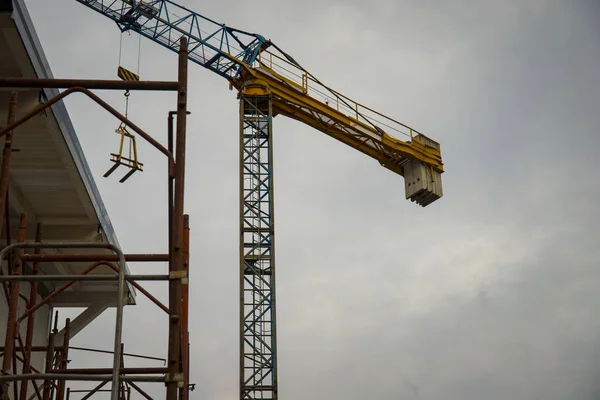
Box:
19;0;600;398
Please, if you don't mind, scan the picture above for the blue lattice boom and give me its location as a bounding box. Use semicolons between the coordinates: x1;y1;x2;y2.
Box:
75;0;271;80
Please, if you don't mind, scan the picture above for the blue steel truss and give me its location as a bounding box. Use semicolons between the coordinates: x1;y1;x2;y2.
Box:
240;94;277;400
75;0;270;80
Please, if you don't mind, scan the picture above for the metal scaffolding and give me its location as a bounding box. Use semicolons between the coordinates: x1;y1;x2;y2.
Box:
0;37;191;400
239;89;277;400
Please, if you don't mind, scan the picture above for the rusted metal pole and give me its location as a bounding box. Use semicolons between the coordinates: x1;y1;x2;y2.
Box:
52;367;168;375
1;187;11;304
100;263;169;314
0;347;62;353
181;215;190;400
12;340;39;399
2;214;27;400
56;318;70;400
119;343;125;400
168;111;175;265
42;317;57;400
19;223;42;400
0;374;162;383
13;354;42;374
13;334;35;399
0;90;17;309
30;377;43;400
128;280;169;314
0;91;17;244
0;78;178;91
109;249;127;400
20;253;168;263
167;107;176;396
167;36;188;400
0;274;167;283
167;109;189;255
17;261;112;324
12;348;17;400
0;346;165;363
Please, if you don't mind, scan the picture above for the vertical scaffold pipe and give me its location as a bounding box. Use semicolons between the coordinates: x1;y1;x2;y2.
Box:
19;223;43;400
0;91;17;241
56;318;71;400
42;329;55;400
2;214;27;400
167;36;188;400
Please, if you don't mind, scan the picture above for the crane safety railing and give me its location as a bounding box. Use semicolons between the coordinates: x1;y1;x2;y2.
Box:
256;49;423;142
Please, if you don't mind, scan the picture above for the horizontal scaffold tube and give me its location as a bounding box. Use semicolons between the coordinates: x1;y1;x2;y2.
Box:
0;78;179;91
20;254;169;262
0;275;169;282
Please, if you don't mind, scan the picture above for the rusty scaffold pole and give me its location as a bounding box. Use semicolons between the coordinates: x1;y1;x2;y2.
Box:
56;318;71;400
180;214;190;400
1;214;27;400
0;91;17;237
42;316;57;400
166;36;189;400
19;223;42;400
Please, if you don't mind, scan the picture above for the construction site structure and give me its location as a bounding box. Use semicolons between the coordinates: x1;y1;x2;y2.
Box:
0;0;445;399
0;0;191;398
68;1;445;400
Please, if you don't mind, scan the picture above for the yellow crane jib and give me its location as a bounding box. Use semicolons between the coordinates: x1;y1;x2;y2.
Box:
117;66;139;82
103;122;144;183
244;58;445;206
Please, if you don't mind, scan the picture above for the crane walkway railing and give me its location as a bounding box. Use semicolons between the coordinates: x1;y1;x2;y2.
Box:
256;49;422;142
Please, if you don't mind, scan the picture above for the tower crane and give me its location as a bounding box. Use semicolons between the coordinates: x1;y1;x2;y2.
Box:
73;1;445;399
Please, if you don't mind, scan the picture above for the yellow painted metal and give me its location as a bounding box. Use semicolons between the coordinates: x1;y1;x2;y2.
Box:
240;79;271;96
117;66;140;82
225;51;444;177
111;123;143;170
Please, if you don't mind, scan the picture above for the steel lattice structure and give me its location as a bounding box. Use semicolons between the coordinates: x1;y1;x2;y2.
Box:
75;0;269;80
239;92;277;400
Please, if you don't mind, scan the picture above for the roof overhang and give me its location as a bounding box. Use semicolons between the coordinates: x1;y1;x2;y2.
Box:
0;0;136;307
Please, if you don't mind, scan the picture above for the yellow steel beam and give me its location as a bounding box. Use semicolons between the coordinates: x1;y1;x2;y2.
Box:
234;68;443;176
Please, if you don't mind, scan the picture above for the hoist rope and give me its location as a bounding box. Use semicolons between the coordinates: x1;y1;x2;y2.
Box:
118;31;123;67
137;34;142;76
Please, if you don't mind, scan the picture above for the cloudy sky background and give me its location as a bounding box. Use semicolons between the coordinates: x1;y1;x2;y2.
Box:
18;0;600;398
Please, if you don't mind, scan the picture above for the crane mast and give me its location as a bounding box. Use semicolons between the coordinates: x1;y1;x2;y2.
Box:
73;1;446;399
239;86;277;399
